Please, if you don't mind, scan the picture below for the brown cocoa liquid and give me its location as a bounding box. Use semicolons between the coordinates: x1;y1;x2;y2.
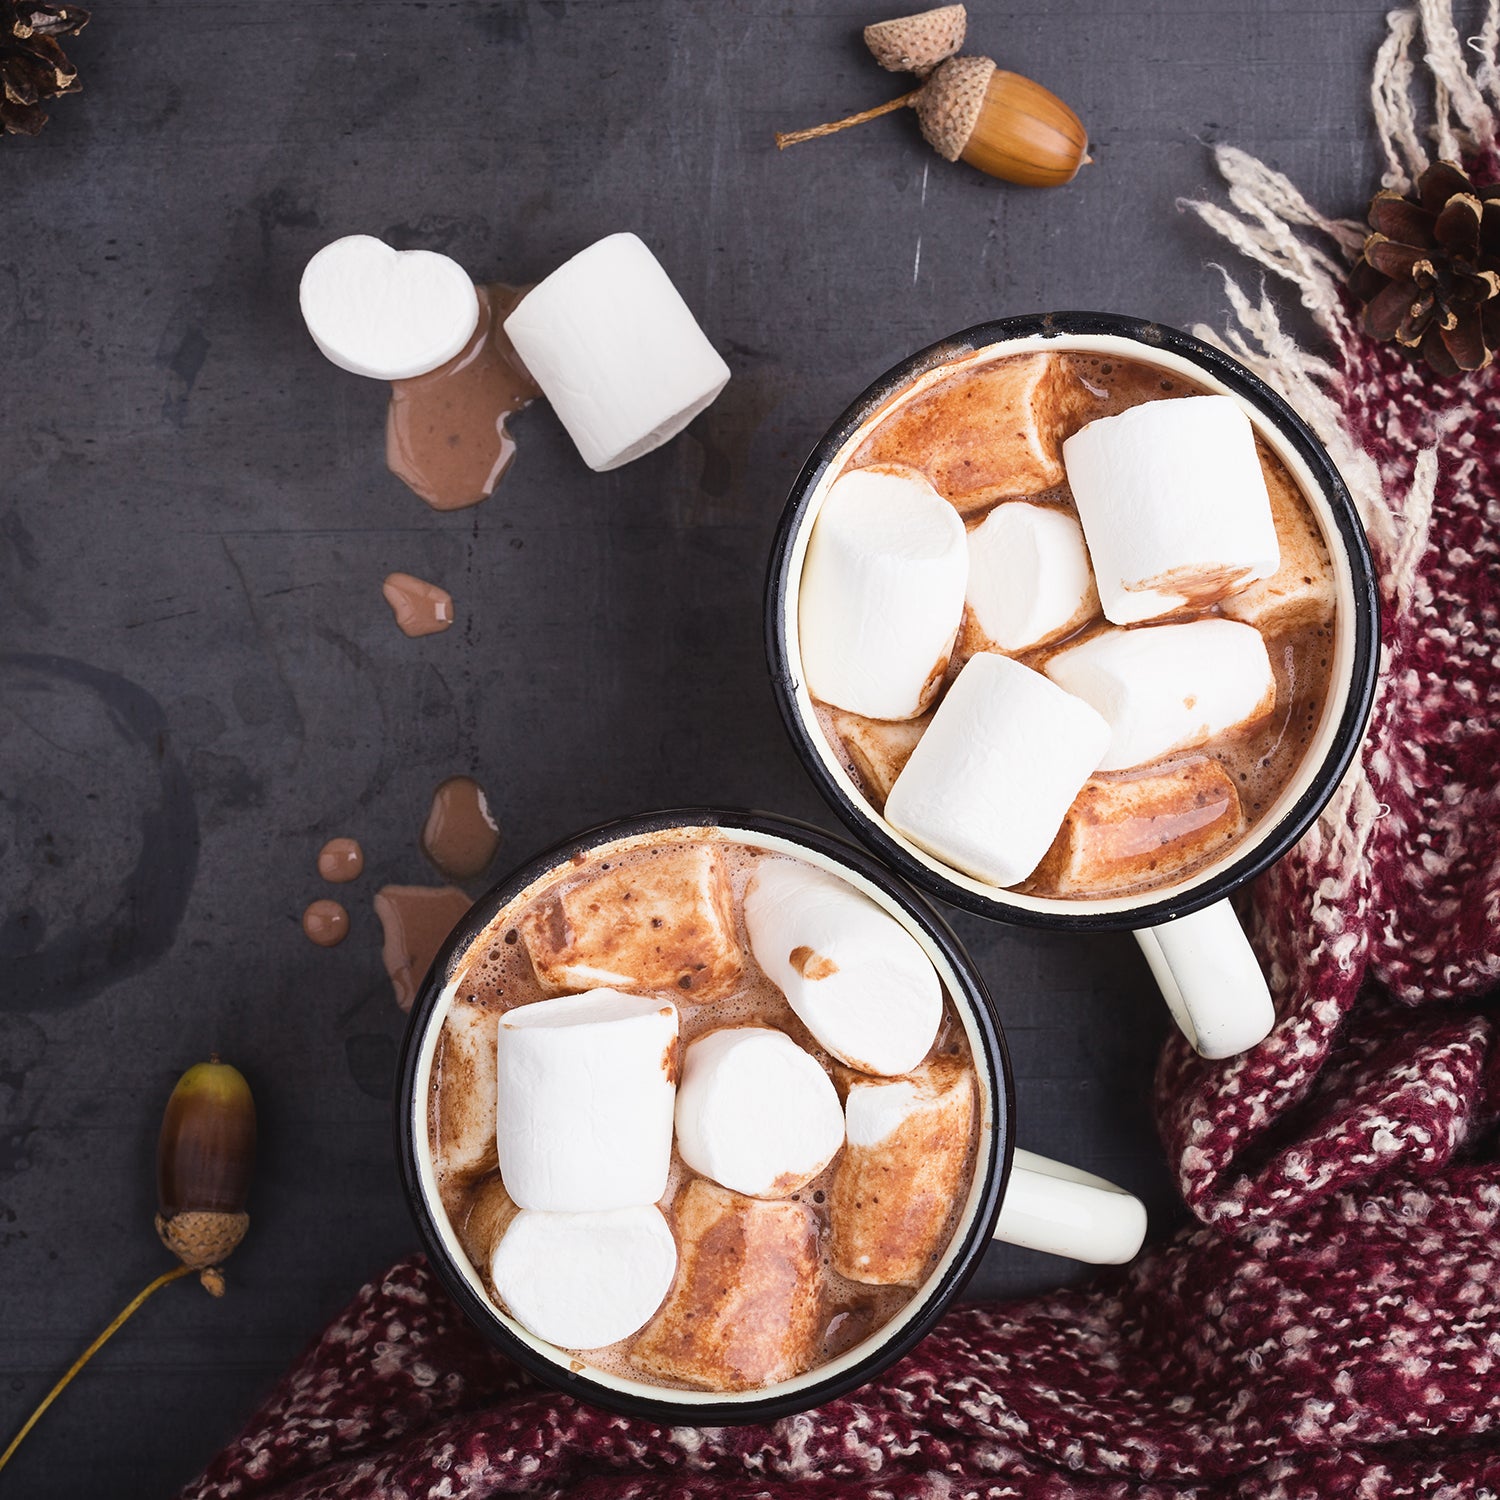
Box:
375;884;474;1011
818;351;1335;900
386;283;540;511
317;837;364;883
421;775;500;881
302;898;350;947
382;573;454;637
427;834;981;1391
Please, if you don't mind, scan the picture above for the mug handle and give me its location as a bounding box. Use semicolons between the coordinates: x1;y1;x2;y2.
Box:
1133;900;1276;1060
992;1149;1147;1264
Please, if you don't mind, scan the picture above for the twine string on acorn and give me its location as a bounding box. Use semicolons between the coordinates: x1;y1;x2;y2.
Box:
777;5;1090;189
0;1058;255;1472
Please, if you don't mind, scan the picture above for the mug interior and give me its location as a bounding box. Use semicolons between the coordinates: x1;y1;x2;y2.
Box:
770;318;1379;927
397;811;1012;1422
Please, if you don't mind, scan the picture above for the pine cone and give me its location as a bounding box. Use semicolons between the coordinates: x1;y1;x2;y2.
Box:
1;1;89;138
1349;160;1500;376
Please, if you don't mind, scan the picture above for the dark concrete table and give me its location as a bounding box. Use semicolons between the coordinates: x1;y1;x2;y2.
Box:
1;1;1402;1490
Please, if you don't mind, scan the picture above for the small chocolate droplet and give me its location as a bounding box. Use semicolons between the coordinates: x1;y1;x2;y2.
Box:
302;899;350;947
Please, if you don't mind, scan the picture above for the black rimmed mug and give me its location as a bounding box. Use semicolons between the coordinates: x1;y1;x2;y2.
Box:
395;808;1146;1425
766;314;1380;1060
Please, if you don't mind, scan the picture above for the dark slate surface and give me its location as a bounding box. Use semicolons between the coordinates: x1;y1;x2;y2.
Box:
0;0;1404;1490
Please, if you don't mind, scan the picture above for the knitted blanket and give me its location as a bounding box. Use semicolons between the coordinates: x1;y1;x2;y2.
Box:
182;6;1500;1495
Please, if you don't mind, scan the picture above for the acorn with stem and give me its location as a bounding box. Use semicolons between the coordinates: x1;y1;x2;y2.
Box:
0;1057;256;1471
778;4;1090;189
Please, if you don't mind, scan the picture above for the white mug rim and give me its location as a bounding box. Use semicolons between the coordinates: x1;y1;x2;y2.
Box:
764;313;1381;929
394;808;1017;1425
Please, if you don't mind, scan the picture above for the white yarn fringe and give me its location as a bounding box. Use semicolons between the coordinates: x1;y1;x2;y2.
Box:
1181;0;1496;894
1184;0;1497;565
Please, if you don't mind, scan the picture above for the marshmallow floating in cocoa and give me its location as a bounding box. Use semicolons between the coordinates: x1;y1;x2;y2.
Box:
965;501;1098;654
495;989;678;1212
798;465;968;720
674;1027;845;1198
1044;618;1275;772
299;235;480;381
502;232;730;472
630;1180;821;1390
831;1056;977;1286
1221;452;1336;633
1063;395;1280;625
1033;759;1245;897
433;1001;499;1178
744;859;942;1076
490;1204;677;1349
518;843;743;1002
884;653;1111;887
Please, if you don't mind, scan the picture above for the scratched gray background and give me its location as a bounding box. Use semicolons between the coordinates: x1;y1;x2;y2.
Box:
0;0;1416;1490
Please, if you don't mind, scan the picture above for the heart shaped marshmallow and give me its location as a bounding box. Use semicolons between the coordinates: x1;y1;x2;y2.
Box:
298;234;480;381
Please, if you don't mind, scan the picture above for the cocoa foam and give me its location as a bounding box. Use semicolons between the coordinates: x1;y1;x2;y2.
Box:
426;834;980;1391
821;350;1335;900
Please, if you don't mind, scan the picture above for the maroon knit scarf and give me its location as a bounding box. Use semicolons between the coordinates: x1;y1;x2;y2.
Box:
182;9;1500;1496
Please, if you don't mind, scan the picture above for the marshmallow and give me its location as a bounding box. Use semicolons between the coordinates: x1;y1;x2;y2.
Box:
965;502;1098;654
884;653;1111;888
856;352;1077;510
432;1001;499;1178
518;843;743;1002
674;1028;844;1198
502;232;730;472
1031;759;1245;897
299;235;479;381
830;708;931;809
490;1204;677;1349
1044;619;1275;772
1221;450;1336;633
830;1057;977;1286
630;1180;821;1390
1063;395;1280;624
799;465;968;720
495;990;678;1212
744;859;941;1076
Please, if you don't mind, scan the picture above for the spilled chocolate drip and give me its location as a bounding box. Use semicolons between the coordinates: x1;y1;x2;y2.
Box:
302;899;350;947
317;837;364;883
421;775;500;881
373;884;473;1010
386;283;540;511
382;573;454;637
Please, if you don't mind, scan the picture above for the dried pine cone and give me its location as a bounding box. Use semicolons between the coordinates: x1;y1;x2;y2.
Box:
1349;160;1500;376
2;1;89;137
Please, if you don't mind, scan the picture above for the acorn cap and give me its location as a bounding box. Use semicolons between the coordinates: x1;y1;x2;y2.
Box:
915;54;996;161
864;5;967;77
156;1209;249;1272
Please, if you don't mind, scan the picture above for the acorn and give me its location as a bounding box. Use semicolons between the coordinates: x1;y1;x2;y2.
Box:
0;1057;258;1471
156;1057;256;1295
916;55;1086;187
778;24;1089;188
863;4;966;77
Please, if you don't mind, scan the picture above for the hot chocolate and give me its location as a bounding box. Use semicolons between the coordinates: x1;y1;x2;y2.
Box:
385;283;540;511
381;573;455;637
426;833;981;1392
804;350;1336;900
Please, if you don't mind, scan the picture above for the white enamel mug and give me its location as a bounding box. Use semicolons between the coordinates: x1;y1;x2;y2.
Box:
766;314;1379;1060
397;809;1147;1424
